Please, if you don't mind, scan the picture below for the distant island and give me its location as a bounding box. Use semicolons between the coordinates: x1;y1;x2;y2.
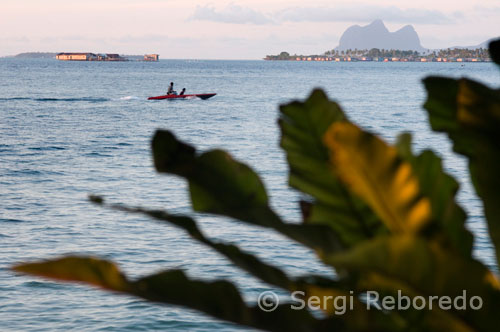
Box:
265;20;495;62
14;52;58;59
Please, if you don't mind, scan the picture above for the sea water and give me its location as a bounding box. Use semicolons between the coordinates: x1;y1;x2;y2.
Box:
1;58;499;331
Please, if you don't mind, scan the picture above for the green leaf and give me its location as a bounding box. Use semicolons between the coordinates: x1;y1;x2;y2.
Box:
324;235;500;332
279;89;384;248
187;149;269;221
395;134;473;258
152;130;274;227
189;150;268;212
305;202;382;247
323;122;431;233
153;129;269;223
12;256;129;291
151;130;344;254
131;270;253;326
151;130;197;176
349;274;477;332
423;76;500;267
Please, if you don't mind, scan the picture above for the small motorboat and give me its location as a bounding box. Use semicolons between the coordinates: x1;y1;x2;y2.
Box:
148;93;216;100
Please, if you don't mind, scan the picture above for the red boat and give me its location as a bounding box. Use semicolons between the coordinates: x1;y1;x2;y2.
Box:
148;93;216;100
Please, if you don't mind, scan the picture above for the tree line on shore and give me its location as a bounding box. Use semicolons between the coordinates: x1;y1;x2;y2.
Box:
266;47;491;61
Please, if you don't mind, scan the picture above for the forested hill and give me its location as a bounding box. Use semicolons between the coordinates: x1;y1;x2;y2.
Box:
14;52;58;59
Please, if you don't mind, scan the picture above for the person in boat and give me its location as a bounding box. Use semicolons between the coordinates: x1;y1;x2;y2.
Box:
179;88;186;96
167;82;176;95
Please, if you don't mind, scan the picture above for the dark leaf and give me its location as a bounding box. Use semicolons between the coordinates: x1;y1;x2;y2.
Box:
395;134;473;257
423;76;500;267
489;39;500;66
152;130;344;254
279;90;384;248
324;235;500;332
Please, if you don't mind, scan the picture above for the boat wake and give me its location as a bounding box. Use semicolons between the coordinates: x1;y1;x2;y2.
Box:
0;95;207;103
118;96;141;101
0;97;110;102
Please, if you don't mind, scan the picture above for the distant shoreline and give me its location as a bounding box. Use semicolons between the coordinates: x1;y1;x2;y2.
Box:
0;53;492;63
265;48;492;63
264;57;491;63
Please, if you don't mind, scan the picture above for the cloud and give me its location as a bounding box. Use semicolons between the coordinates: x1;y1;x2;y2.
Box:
190;4;273;25
277;5;455;24
114;34;170;43
472;5;500;17
39;35;92;43
0;36;31;43
190;4;457;26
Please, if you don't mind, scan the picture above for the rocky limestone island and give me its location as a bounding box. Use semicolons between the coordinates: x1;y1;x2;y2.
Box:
336;19;425;52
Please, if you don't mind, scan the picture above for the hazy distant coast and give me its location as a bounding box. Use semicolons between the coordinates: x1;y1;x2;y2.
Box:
11;52;58;59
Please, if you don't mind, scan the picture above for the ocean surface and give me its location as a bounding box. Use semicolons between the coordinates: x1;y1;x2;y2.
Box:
1;58;499;331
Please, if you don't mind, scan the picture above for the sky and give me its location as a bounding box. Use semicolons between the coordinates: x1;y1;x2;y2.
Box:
1;0;499;59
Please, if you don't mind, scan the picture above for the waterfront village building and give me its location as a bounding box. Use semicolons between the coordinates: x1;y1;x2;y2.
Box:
56;53;124;61
144;54;159;61
56;53;159;61
56;53;96;61
105;54;123;61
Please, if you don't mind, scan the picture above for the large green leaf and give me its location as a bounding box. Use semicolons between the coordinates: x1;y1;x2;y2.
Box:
12;256;129;291
323;122;431;233
152;130;269;224
423;75;500;267
348;274;477;332
279;90;384;248
303;202;377;247
151;130;344;254
324;235;500;332
396;134;473;258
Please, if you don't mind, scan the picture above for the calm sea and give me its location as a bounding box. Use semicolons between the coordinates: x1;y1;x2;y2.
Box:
1;58;499;331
